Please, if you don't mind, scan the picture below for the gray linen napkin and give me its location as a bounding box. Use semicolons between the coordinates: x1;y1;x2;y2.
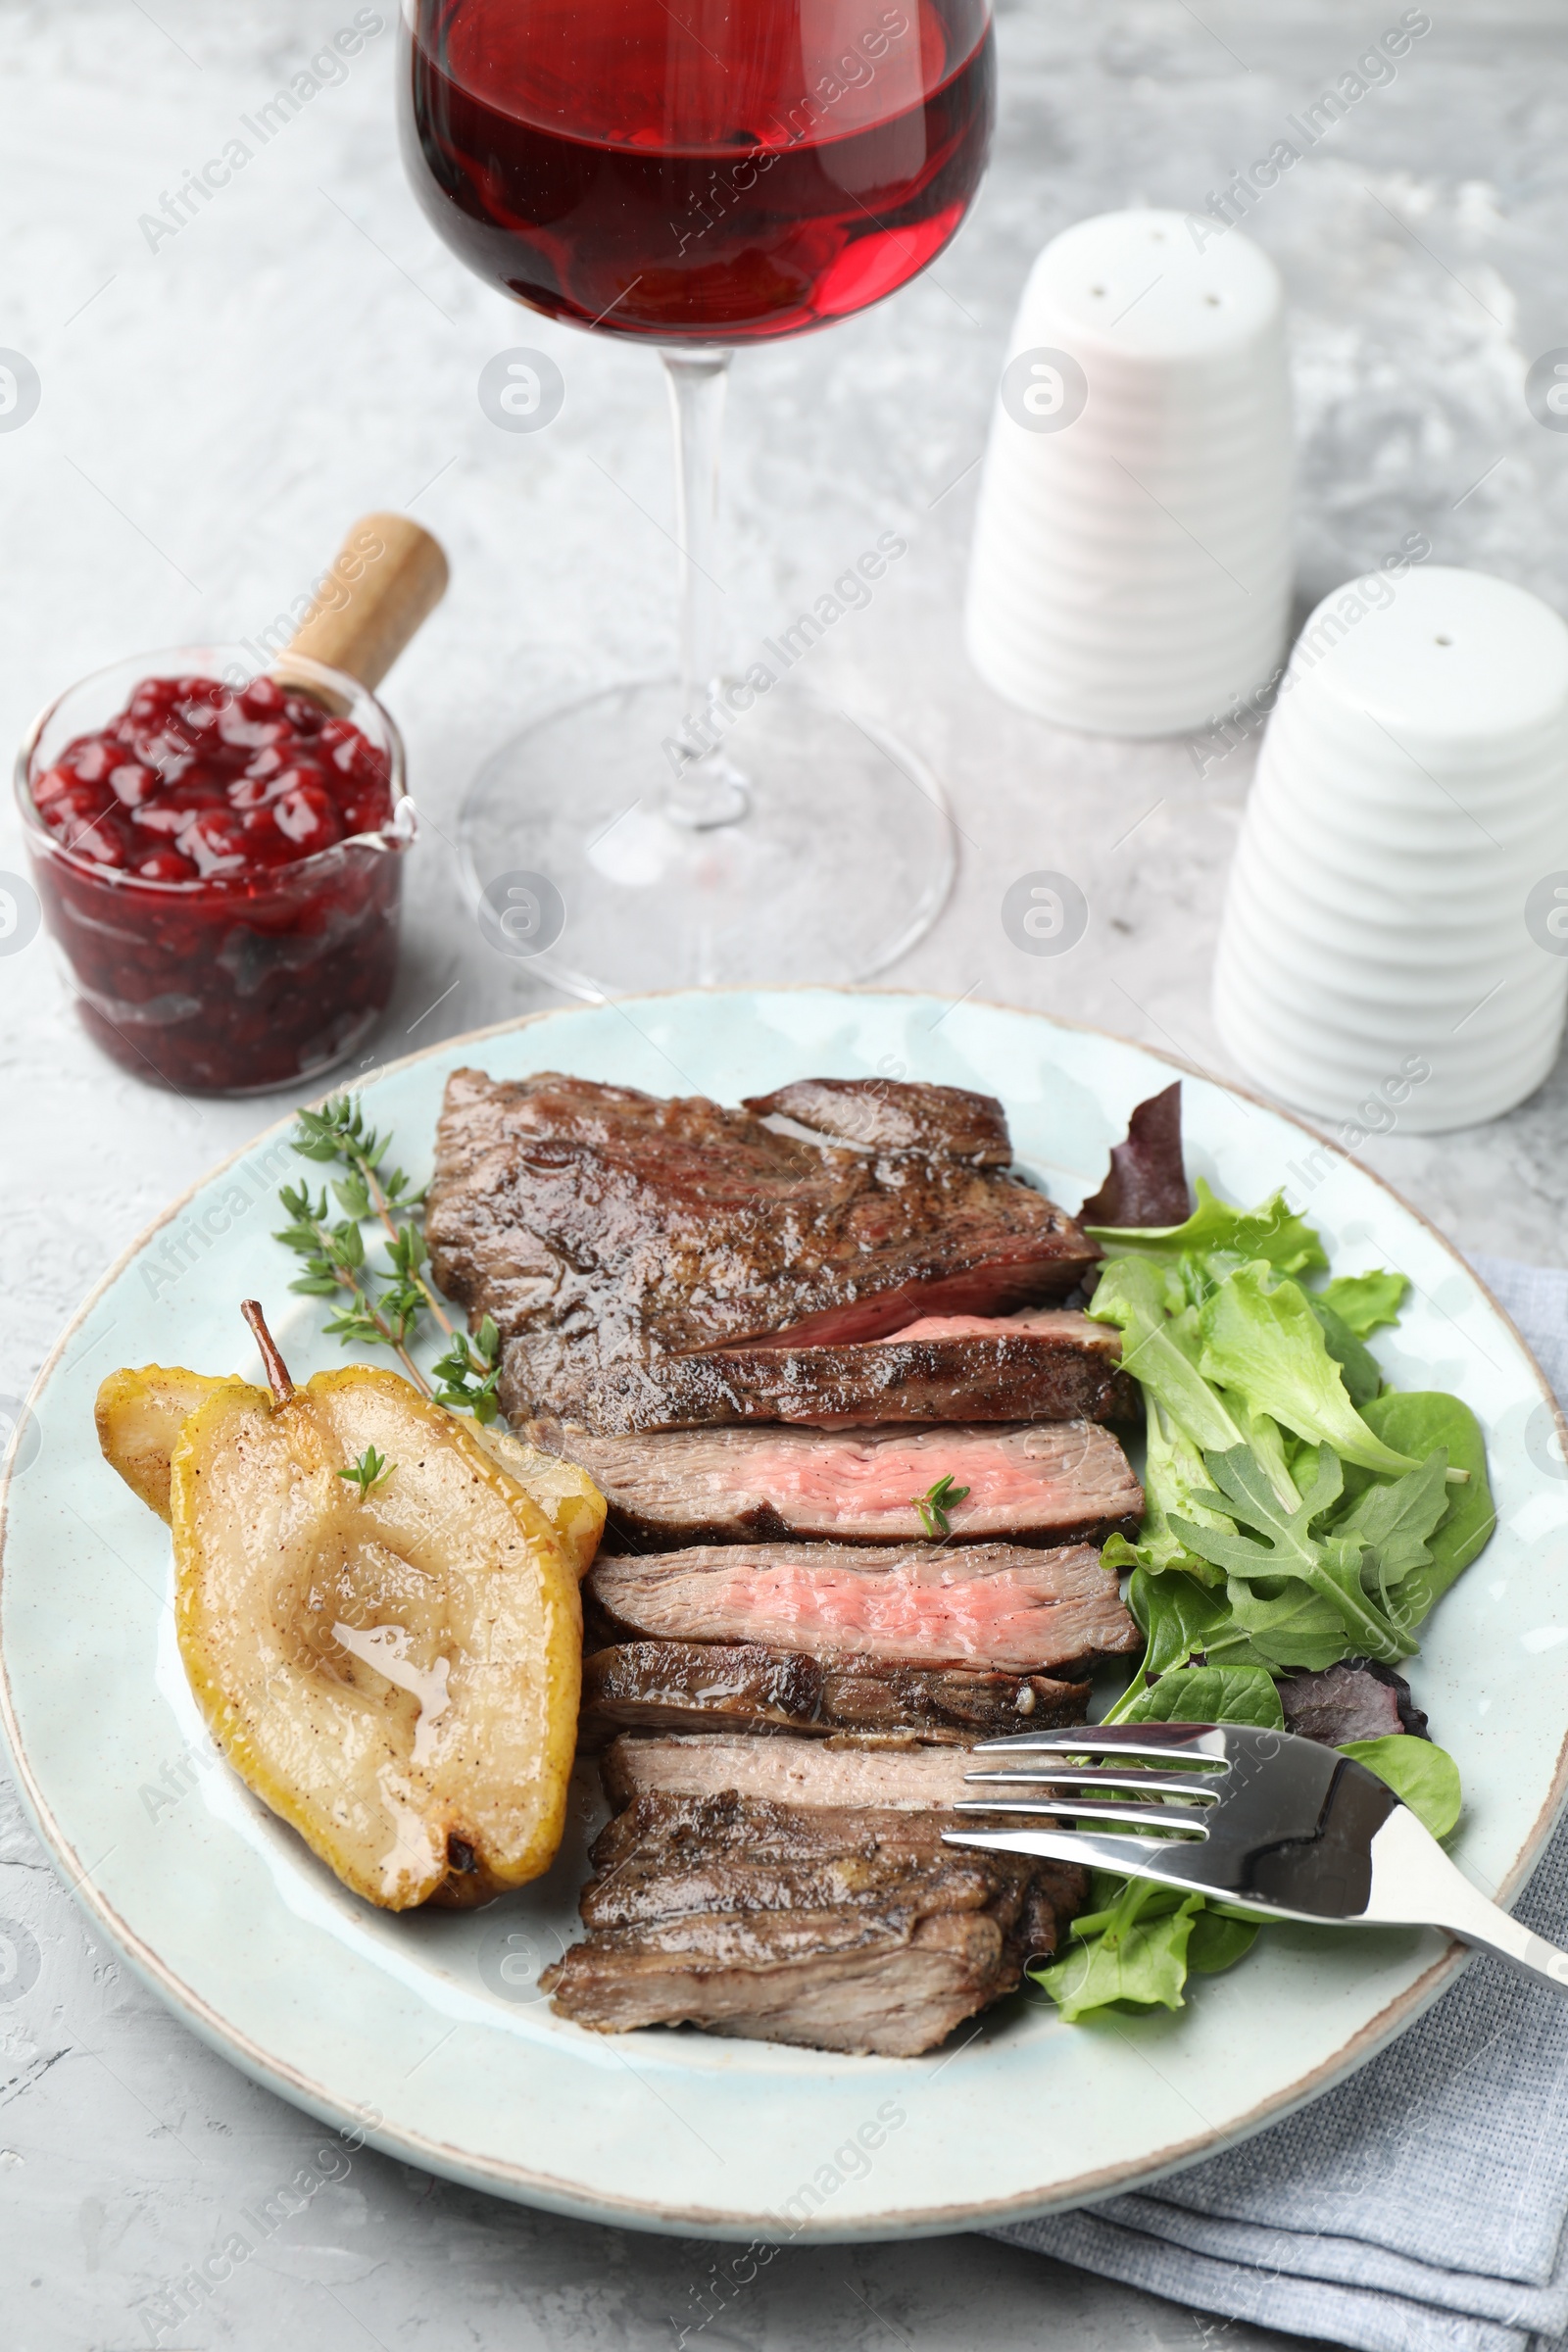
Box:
991;1255;1568;2352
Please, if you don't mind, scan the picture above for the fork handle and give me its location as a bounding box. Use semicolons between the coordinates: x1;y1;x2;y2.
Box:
1365;1807;1568;1994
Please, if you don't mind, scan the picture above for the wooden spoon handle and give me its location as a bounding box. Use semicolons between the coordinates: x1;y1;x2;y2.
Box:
281;513;449;694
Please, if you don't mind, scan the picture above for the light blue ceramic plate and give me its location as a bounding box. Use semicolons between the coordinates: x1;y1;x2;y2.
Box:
5;989;1568;2238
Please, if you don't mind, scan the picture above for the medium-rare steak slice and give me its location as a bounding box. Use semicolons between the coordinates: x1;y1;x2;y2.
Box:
423;1069;1099;1431
586;1541;1140;1674
580;1641;1090;1744
530;1415;1142;1546
562;1309;1137;1435
543;1789;1086;2055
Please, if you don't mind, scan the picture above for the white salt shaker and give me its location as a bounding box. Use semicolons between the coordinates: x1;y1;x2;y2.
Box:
964;208;1293;738
1213;564;1568;1133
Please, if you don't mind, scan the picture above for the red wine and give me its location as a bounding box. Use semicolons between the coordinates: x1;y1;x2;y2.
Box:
401;0;994;343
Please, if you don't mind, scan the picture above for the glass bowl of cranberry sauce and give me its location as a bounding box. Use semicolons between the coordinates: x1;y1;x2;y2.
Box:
16;646;416;1095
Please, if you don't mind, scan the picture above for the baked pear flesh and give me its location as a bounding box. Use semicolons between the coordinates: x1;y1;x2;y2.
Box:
172;1358;582;1910
96;1363;607;1576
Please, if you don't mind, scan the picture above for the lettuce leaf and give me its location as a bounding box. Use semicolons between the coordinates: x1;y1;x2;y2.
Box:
1086;1179;1329;1279
1032;1880;1201;2021
1316;1270;1409;1337
1198;1267;1420;1477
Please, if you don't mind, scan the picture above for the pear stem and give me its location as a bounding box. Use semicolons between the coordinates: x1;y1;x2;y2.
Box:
242;1299;295;1406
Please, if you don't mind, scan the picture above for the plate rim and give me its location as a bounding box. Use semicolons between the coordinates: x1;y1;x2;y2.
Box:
4;984;1565;2237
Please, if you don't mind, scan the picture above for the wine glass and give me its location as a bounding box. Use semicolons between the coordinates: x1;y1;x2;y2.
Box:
400;0;995;997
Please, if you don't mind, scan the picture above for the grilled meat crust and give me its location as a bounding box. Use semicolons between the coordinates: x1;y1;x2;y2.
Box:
579;1640;1090;1746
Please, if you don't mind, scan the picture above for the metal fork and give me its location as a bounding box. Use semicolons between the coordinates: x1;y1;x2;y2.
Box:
943;1722;1568;1994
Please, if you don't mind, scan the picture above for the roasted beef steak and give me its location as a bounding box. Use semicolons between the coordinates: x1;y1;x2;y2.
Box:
566;1308;1137;1434
529;1415;1142;1548
586;1540;1141;1673
601;1730;1026;1811
580;1641;1090;1744
423;1069;1101;1431
542;1788;1086;2054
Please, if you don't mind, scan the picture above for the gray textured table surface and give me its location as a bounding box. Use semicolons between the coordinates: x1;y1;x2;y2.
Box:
3;1;1565;2344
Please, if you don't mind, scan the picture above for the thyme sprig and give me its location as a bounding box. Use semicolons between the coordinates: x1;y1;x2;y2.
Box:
274;1093;501;1421
339;1444;394;1497
912;1472;971;1540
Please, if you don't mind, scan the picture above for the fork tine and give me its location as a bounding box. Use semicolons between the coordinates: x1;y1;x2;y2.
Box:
962;1767;1222;1798
944;1825;1219;1883
973;1725;1230;1761
955;1795;1210;1833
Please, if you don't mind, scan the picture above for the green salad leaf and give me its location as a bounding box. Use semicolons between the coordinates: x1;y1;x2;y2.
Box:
1086;1180;1329;1279
1039;1168;1493;2028
1171;1445;1416;1663
1342;1737;1463;1838
1119;1663;1284;1729
1316;1269;1409;1337
1197;1268;1420;1477
1032;1879;1202;2022
1307;1295;1384;1408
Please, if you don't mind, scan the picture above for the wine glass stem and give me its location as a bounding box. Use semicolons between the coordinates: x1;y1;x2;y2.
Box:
661;345;748;828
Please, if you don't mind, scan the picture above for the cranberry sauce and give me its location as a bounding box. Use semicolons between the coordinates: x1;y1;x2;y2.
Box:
22;671;411;1095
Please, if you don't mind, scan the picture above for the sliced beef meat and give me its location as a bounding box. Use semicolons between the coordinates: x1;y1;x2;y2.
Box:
528;1415;1142;1548
1278;1659;1431;1746
580;1641;1090;1745
423;1069;1100;1432
603;1731;1011;1811
747;1079;1012;1164
567;1308;1137;1434
1079;1082;1194;1230
542;1789;1085;2055
587;1540;1141;1674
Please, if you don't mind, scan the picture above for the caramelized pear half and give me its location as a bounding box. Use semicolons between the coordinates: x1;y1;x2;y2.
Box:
94;1365;247;1522
96;1362;606;1576
171;1365;583;1910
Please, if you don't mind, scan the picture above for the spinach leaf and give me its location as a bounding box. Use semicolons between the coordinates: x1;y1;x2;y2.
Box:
1307;1296;1384;1408
1187;1911;1260;1975
1121;1663;1285;1729
1316;1269;1409;1337
1172;1445;1415;1662
1086;1179;1329;1279
1198;1267;1420;1477
1342;1736;1462;1838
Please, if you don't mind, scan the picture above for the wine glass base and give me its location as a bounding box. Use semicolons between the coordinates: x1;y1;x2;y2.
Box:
457;674;956;998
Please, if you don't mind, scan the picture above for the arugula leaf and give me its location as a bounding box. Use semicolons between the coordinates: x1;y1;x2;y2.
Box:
1086;1179;1329;1279
1120;1663;1284;1729
1332;1449;1451;1615
1316;1270;1409;1338
1342;1737;1462;1838
1172;1445;1415;1663
1359;1394;1495;1616
1032;1880;1202;2021
1198;1267;1420;1477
